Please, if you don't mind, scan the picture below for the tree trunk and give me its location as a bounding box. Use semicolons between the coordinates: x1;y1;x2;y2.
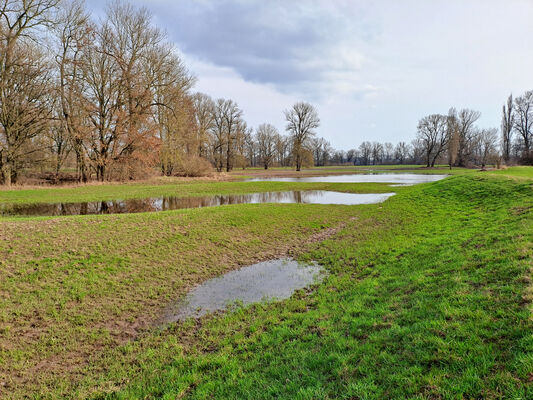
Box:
74;141;88;183
2;164;12;186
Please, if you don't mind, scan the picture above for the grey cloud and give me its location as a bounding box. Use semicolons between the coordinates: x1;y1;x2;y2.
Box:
137;1;379;96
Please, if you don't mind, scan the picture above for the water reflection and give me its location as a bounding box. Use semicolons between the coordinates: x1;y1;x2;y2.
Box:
163;258;324;322
0;190;396;217
245;173;448;184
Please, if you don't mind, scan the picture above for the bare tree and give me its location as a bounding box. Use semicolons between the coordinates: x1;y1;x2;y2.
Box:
209;98;243;172
47;108;71;176
371;142;383;165
55;0;91;182
455;108;481;167
394;142;410;164
192;93;215;158
383;142;394;164
0;42;54;184
210;98;226;172
222;99;242;172
244;128;256;167
514;90;533;162
80;21;123;181
311;137;330;167
233;119;251;169
150;45;195;176
410;138;425;164
446;108;459;169
275;133;289;167
475;128;498;169
256;123;277;169
0;0;61;184
416;114;449;167
501;94;514;164
284;102;319;171
359;141;372;165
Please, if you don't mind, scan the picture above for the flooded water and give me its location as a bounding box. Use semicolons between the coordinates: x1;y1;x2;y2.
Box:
246;173;448;184
0;190;395;217
163;258;324;322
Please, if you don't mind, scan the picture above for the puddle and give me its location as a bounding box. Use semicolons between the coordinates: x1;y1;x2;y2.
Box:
163;258;324;322
245;173;448;184
0;190;395;217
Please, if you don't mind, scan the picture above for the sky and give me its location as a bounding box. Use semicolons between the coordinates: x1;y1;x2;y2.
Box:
88;0;533;150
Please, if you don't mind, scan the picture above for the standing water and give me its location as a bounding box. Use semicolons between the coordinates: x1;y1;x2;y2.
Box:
163;258;324;322
245;173;448;184
0;190;395;217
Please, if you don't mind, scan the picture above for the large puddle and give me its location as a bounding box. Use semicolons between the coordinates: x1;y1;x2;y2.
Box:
245;173;448;184
0;190;395;217
162;258;324;322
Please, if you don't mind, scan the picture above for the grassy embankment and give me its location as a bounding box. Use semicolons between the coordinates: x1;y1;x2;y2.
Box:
0;167;531;398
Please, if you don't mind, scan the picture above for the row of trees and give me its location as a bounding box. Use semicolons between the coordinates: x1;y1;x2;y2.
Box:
0;0;325;184
412;89;532;169
0;1;531;185
190;97;320;173
345;89;532;169
501;91;532;164
414;108;498;169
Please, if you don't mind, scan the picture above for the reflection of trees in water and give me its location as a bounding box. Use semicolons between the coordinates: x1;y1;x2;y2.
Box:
162;196;221;209
1;190;339;217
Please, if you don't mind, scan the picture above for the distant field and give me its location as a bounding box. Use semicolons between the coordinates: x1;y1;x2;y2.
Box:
0;167;531;399
485;166;533;179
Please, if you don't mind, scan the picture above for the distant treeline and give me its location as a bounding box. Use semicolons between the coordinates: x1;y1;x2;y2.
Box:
339;92;531;169
0;1;531;185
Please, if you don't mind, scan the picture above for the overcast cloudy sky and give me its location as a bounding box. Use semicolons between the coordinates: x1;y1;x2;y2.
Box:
89;0;533;150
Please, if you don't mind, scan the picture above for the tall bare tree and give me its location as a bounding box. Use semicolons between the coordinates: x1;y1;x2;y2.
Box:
284;102;319;171
455;108;481;167
150;44;195;176
416;114;449;167
371;142;383;165
55;0;91;182
514;90;532;162
275;133;289;167
256;123;277;169
446;108;459;169
0;0;60;184
359;141;372;165
501;94;514;164
224;101;243;172
476;128;498;169
192;93;215;158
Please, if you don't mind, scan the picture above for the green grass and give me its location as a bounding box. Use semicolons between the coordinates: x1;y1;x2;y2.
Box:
92;175;532;400
486;166;533;179
0;168;532;399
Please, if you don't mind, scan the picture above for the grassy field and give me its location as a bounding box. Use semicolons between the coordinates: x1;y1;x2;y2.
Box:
0;167;532;399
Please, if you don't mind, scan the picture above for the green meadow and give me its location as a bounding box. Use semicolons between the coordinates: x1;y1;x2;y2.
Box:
0;168;531;399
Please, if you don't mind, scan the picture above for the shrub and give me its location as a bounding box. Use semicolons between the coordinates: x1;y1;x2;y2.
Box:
173;155;213;177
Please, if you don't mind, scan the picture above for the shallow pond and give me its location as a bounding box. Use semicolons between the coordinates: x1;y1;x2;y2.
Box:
245;173;448;184
0;190;395;217
162;258;324;322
